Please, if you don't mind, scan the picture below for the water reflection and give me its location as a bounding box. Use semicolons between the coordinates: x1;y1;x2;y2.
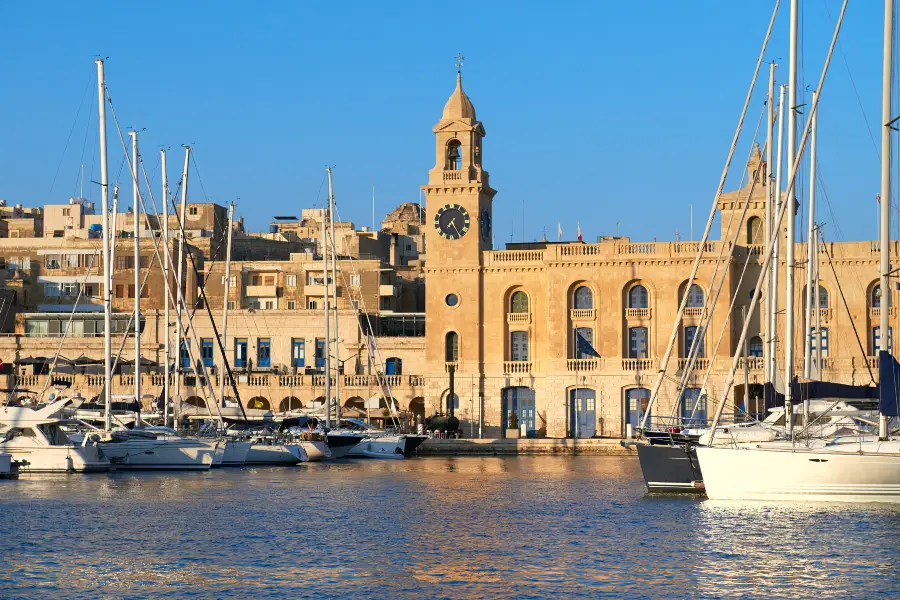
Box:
1;457;898;598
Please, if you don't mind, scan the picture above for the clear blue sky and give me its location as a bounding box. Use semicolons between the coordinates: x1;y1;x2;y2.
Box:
0;1;891;244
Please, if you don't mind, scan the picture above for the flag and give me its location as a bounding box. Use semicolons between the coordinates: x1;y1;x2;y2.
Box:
577;222;583;242
575;331;601;358
557;221;563;242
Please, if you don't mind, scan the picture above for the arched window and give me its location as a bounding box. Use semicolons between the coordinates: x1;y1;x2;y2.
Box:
747;216;762;244
510;291;529;313
749;336;763;357
385;357;403;375
684;284;704;308
573;286;593;309
872;284;892;308
818;286;829;309
447;140;462;170
445;331;459;362
628;285;649;309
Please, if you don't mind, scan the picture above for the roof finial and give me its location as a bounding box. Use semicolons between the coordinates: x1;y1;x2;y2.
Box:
455;52;465;74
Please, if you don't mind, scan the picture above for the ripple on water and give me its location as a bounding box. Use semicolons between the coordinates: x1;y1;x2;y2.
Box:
1;457;899;599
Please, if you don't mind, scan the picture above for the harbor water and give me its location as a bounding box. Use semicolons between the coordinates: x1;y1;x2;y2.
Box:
2;456;899;599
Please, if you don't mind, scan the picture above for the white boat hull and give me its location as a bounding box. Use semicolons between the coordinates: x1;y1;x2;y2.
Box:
347;435;407;459
299;440;331;461
0;445;109;473
245;443;308;465
696;441;900;503
221;440;252;466
99;439;214;470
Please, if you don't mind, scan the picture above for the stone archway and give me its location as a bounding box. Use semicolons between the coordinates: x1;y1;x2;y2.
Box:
185;396;206;408
247;396;270;410
280;396;302;412
344;396;365;411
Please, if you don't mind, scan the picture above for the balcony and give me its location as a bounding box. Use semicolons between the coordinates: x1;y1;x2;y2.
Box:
567;358;601;372
304;284;326;296
870;307;895;319
503;361;532;374
737;357;765;371
245;285;277;297
570;309;595;321
379;284;395;296
622;358;653;371
626;308;651;319
507;312;531;325
683;307;703;318
677;358;709;373
443;170;463;182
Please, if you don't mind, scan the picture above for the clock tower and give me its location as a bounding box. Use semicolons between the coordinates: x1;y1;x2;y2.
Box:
422;67;496;410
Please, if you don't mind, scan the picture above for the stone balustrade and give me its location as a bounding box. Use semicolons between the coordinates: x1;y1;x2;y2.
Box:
569;309;595;320
503;361;532;374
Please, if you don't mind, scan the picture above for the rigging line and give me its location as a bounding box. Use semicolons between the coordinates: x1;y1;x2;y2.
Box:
819;231;875;384
48;72;93;198
821;0;881;160
189;151;211;203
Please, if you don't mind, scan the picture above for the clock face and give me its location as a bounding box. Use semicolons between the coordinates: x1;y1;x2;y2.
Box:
434;204;470;240
480;209;491;242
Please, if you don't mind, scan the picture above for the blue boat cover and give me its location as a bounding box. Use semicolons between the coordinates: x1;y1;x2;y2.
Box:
879;351;900;417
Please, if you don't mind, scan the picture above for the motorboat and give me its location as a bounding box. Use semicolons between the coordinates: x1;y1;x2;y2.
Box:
339;418;427;459
0;399;110;473
95;426;215;470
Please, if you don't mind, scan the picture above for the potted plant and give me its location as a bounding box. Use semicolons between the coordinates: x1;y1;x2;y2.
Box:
506;411;520;439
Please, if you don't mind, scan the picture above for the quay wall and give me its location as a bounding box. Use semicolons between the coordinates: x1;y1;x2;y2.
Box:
416;437;636;456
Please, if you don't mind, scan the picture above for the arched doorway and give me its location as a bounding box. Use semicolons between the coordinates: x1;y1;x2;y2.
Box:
344;396;365;411
185;396;206;409
409;397;425;421
247;396;270;410
568;388;596;438
279;396;302;412
625;388;651;430
501;387;536;438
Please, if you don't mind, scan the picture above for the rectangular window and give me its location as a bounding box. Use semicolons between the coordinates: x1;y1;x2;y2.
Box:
287;274;297;287
351;274;361;287
189;206;199;216
63;254;79;268
257;338;271;368
62;208;70;216
227;301;236;310
83;285;95;298
44;283;60;297
684;326;705;358
574;327;593;359
315;338;325;368
141;285;150;298
873;326;892;355
180;339;191;369
60;282;78;297
263;275;275;286
20;256;30;271
264;300;274;310
291;338;306;368
810;328;829;358
307;298;319;310
681;388;706;427
234;338;248;368
287;300;296;310
139;256;150;269
115;284;124;298
629;327;649;359
45;255;61;269
201;338;215;367
510;331;529;361
128;284;136;298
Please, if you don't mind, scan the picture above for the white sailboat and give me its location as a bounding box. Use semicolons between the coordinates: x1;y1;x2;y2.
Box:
697;0;900;503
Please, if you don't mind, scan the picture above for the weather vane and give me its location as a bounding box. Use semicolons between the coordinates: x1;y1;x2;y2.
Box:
455;52;465;74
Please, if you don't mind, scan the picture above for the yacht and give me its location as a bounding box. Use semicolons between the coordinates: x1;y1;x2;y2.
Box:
0;399;110;473
245;434;309;465
340;418;427;459
326;430;366;459
95;426;215;470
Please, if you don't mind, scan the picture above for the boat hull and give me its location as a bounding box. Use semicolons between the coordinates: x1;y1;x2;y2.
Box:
696;443;900;503
0;445;110;473
99;440;214;470
221;440;252;466
635;442;704;494
326;433;365;459
211;441;225;467
347;435;407;459
245;443;307;465
299;440;331;461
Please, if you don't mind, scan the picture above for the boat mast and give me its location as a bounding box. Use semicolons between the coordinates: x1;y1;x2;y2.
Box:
323;168;333;429
784;0;799;441
879;0;893;440
130;130;142;424
96;58;112;432
804;91;818;380
174;146;190;420
218;202;235;412
765;61;776;385
770;84;786;389
329;172;341;425
160;149;171;427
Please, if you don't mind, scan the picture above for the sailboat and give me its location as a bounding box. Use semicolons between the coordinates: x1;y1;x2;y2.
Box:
696;0;900;503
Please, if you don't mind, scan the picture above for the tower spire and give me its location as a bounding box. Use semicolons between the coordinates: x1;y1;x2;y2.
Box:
455;52;465;74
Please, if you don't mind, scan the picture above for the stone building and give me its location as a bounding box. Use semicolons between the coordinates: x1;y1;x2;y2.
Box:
421;72;892;439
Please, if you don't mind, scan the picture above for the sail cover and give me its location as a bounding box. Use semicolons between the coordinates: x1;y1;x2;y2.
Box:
879;351;900;417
